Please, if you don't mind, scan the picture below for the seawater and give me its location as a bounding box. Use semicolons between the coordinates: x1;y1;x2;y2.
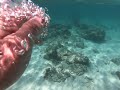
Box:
7;0;120;90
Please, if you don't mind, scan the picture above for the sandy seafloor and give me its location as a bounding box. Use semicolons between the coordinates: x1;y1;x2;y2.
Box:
6;2;120;90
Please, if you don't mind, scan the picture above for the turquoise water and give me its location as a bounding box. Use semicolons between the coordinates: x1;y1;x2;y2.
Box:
38;1;120;23
7;0;120;90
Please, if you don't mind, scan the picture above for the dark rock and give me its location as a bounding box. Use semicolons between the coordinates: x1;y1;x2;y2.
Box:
44;67;71;82
116;71;120;80
48;23;71;39
111;57;120;65
74;41;85;49
44;44;90;82
79;24;106;43
58;62;88;76
44;43;64;65
57;48;89;65
92;49;99;53
78;24;90;30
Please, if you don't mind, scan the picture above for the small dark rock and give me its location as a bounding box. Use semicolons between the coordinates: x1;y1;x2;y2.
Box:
44;43;64;64
79;24;90;30
44;67;71;82
111;57;120;65
74;41;85;49
92;49;99;53
116;71;120;80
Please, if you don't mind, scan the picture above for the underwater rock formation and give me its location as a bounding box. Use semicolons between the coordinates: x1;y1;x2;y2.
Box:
44;67;71;82
79;24;106;43
44;43;63;65
116;71;120;80
48;24;71;39
44;43;89;82
0;1;49;89
111;57;120;65
46;23;86;49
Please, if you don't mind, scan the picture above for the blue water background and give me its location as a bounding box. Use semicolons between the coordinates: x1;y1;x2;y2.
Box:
34;1;120;25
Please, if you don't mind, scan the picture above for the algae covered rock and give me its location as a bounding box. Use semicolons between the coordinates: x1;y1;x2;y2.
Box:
44;43;64;64
44;43;89;82
44;67;71;82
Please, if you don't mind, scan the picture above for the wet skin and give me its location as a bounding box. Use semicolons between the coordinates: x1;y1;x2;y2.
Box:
0;16;46;90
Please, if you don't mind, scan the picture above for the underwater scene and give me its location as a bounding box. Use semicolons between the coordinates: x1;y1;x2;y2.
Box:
0;0;120;90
